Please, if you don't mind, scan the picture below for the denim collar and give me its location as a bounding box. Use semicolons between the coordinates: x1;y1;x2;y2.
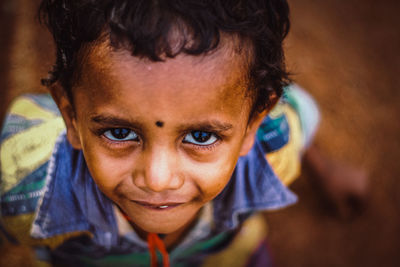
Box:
31;132;118;249
31;132;296;248
213;136;297;230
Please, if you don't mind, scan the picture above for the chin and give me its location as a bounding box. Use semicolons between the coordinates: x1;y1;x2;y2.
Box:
135;217;188;234
119;199;203;235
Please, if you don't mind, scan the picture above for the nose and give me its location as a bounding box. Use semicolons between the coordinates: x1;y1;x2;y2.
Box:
135;146;184;192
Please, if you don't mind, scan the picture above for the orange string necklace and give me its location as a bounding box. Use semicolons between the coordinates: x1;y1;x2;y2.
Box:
121;212;170;267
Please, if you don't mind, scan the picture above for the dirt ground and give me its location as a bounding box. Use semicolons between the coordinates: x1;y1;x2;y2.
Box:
1;0;399;266
266;1;400;266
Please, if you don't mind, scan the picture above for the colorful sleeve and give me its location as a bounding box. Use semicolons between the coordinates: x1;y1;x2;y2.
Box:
0;94;65;245
257;84;320;186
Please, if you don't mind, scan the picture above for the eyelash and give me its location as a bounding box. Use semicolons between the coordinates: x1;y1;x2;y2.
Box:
185;140;220;151
96;128;140;148
182;131;221;151
97;128;221;151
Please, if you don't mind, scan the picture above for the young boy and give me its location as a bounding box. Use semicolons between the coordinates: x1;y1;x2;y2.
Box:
0;0;319;266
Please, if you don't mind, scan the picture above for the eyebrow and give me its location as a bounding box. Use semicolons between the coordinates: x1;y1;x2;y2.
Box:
177;120;233;133
91;115;141;128
90;114;233;132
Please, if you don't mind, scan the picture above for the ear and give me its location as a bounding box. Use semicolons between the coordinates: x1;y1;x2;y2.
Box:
50;84;82;149
239;109;267;156
239;93;279;156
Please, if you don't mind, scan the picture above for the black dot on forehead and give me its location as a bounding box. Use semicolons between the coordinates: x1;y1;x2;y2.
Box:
155;121;164;127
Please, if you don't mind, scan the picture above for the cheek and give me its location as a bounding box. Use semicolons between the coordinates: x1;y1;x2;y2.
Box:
81;141;132;193
191;160;236;201
190;141;244;200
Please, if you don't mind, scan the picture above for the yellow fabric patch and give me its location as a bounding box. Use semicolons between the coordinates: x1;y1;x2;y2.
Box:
266;105;303;186
0;214;90;249
9;97;56;121
1;118;65;194
202;214;267;267
0;214;36;245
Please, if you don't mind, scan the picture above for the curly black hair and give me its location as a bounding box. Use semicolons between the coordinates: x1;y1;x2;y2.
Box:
39;0;291;115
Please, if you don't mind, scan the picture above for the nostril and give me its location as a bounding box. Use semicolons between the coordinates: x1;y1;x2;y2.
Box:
144;172;184;192
132;173;148;189
168;175;184;190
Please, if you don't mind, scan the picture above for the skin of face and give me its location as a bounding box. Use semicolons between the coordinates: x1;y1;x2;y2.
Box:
52;40;270;245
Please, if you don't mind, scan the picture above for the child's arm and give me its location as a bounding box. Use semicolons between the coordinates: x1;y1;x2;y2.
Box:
265;103;303;186
263;85;369;217
259;84;313;186
0;94;67;265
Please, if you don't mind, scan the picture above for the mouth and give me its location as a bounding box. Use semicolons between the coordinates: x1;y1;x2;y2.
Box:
133;200;184;210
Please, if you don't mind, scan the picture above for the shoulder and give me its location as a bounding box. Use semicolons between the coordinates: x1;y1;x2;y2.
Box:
256;84;320;186
1;94;65;244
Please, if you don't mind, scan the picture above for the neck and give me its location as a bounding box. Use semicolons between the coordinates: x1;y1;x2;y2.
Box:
125;211;200;250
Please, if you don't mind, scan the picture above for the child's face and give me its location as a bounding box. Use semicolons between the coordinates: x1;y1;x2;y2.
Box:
56;42;265;235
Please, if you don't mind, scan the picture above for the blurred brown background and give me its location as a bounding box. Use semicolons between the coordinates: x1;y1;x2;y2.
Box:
1;0;399;266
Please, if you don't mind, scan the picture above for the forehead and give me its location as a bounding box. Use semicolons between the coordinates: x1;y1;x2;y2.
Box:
74;40;252;122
